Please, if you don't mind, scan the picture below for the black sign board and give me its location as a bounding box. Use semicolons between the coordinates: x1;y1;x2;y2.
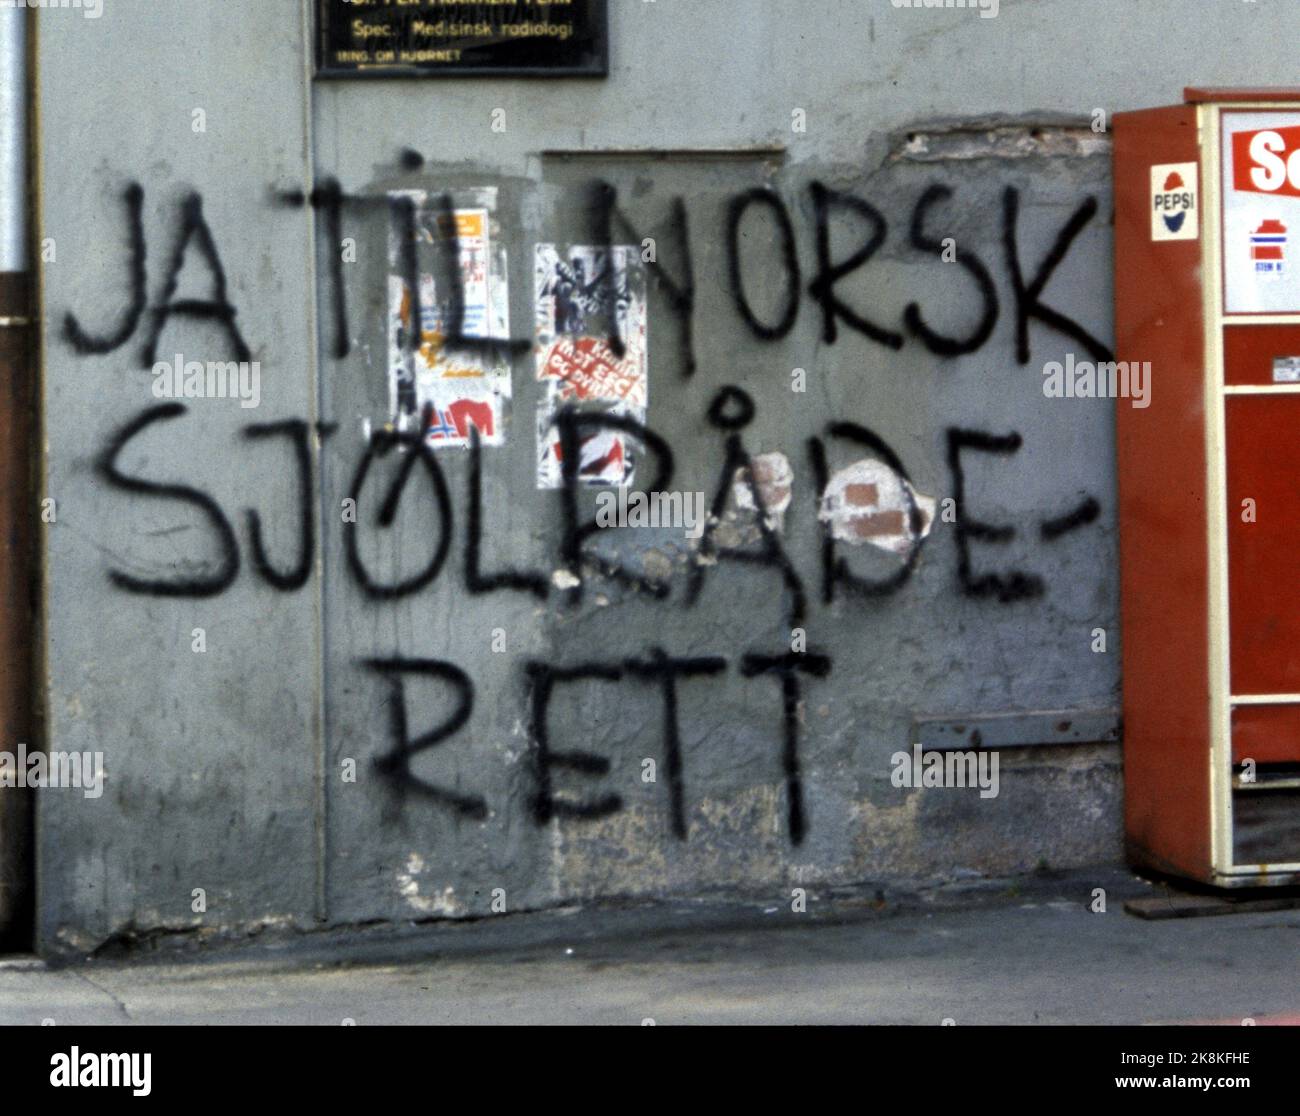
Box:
318;0;608;78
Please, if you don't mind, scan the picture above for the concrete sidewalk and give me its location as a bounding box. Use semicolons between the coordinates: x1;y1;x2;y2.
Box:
1;867;1296;1025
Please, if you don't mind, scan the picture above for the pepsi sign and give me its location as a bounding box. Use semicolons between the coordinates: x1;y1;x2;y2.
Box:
1150;162;1198;241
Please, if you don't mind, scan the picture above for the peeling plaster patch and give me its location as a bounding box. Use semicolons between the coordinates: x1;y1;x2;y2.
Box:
819;459;935;556
850;792;924;877
694;785;788;852
732;452;793;531
555;807;670;900
891;119;1110;163
709;521;746;550
396;852;465;917
501;720;529;766
788;863;822;886
584;531;693;590
640;548;675;585
684;786;786;886
56;926;102;953
551;568;581;591
555;788;789;900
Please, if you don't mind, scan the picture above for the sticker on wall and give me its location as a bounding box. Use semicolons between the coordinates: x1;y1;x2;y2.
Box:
387;188;512;448
534;244;647;488
1150;162;1198;242
1222;113;1300;313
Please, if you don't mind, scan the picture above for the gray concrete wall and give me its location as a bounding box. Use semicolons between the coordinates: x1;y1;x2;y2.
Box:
29;0;1299;953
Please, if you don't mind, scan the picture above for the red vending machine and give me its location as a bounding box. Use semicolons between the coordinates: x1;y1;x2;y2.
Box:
1115;89;1300;888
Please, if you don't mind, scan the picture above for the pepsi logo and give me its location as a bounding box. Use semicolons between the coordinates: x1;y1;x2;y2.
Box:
1153;171;1194;233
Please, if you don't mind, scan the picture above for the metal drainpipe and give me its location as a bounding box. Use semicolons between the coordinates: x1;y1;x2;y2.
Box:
0;5;26;271
0;4;33;949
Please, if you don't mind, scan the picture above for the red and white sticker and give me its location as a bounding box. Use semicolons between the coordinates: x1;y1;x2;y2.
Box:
1232;125;1300;197
1150;162;1198;242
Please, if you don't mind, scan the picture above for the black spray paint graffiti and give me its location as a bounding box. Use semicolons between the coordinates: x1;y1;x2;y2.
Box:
95;399;1096;608
65;165;1114;379
526;660;625;825
465;426;549;599
372;649;825;845
67;189;252;369
365;657;489;821
623;650;728;840
243;418;335;592
523;650;832;844
945;428;1100;604
740;651;833;846
554;406;677;605
73;161;1113;845
344;424;453;600
96;403;240;598
93;394;1097;846
688;386;806;627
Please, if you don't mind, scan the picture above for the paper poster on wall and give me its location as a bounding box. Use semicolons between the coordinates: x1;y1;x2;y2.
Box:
534;245;648;488
1222;112;1300;314
387;189;512;448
